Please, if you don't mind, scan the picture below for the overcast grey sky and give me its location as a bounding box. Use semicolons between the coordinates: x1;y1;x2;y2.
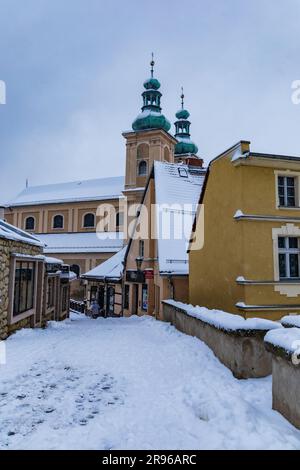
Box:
0;0;300;202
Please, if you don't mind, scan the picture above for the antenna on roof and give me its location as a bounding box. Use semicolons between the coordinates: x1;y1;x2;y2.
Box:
26;178;29;189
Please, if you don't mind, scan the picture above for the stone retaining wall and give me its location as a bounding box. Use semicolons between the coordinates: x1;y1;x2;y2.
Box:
162;302;273;379
265;341;300;429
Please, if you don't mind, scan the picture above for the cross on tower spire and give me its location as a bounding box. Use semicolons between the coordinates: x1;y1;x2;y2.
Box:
181;87;185;109
150;53;155;78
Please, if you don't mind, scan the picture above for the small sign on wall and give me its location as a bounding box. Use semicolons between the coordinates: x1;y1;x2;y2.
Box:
144;269;154;280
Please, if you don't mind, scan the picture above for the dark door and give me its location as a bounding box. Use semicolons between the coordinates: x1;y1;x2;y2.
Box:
98;286;105;311
132;284;139;315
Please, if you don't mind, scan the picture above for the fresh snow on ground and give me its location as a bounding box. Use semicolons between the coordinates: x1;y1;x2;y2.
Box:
1;313;300;450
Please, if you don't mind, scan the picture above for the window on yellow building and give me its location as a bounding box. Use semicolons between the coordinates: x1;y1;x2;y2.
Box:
278;237;300;279
278;176;296;207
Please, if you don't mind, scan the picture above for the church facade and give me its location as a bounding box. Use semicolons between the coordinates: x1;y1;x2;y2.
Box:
5;58;202;303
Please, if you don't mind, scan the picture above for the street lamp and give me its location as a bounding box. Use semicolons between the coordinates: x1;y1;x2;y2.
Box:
135;256;144;272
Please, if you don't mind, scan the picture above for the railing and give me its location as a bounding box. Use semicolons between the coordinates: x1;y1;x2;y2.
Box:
70;299;86;314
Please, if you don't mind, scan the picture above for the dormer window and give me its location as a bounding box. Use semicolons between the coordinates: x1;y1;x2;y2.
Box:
278;176;296;207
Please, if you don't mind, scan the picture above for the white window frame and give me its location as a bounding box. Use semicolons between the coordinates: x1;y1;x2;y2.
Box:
278;236;300;279
52;214;64;230
24;216;36;231
275;170;300;210
8;256;43;325
82;212;95;229
272;224;300;281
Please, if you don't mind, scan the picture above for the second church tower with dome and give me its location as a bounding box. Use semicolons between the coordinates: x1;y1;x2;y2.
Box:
123;56;202;209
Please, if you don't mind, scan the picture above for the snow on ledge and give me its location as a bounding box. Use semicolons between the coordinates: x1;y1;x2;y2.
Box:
231;150;250;162
234;210;244;219
164;300;282;332
281;315;300;329
265;328;300;354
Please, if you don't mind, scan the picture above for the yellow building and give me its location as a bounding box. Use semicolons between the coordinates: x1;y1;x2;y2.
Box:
189;140;300;320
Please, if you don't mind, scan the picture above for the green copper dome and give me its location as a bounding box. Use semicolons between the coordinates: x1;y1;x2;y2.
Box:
132;55;171;133
133;110;171;132
176;108;190;120
144;77;161;90
174;88;198;156
175;137;198;155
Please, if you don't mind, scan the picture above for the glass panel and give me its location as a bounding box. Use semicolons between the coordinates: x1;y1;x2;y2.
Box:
287;177;295;187
19;263;28;313
287;197;296;207
278;237;285;249
84;213;95;227
278;176;284;186
13;262;21;316
279;253;287;278
287;187;295;197
290;254;299;278
289;238;298;249
26;262;35;311
142;285;148;311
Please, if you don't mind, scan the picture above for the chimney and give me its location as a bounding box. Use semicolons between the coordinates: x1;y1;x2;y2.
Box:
0;206;5;220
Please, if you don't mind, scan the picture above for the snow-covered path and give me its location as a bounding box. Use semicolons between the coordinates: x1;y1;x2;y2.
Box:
1;313;300;450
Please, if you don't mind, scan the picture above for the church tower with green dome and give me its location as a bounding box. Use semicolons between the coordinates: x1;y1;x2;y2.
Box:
174;88;200;163
132;55;171;133
123;55;177;204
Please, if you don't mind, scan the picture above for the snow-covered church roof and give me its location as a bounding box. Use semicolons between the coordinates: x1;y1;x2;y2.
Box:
154;161;206;275
0;220;43;247
7;176;125;207
82;246;127;281
36;232;124;254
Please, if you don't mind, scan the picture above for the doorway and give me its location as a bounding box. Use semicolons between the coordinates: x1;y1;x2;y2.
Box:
132;284;139;315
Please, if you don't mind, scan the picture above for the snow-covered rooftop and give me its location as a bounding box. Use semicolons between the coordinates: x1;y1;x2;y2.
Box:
154;162;206;275
82;246;127;280
0;220;43;247
8;176;125;207
36;232;124;254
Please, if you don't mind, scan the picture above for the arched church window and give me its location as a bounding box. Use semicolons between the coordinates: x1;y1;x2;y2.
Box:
138;160;148;177
25;216;35;231
53;214;64;229
83;213;95;228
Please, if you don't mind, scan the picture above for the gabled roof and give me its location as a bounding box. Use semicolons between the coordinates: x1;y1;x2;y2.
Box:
36;232;124;254
82;246;127;281
7;176;125;207
0;220;43;247
154;162;206;275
